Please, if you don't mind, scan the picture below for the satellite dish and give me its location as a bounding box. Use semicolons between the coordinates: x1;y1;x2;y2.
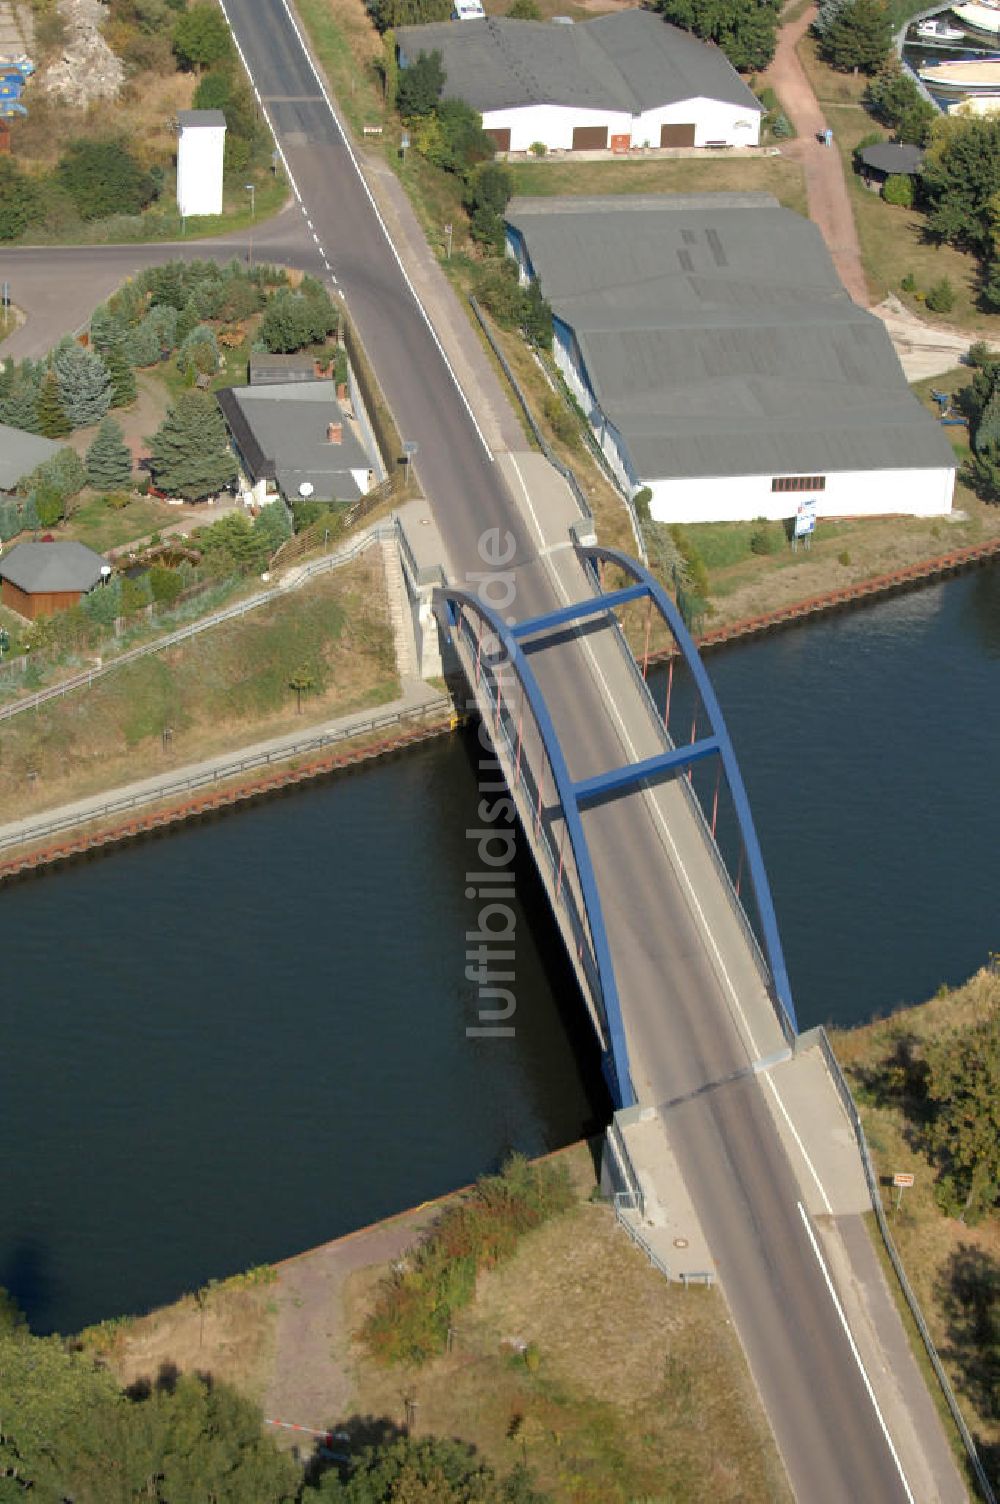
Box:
100;564;112;577
298;482;315;498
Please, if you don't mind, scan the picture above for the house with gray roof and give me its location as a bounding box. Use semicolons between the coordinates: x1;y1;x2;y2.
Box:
0;422;62;496
505;193;955;523
0;540;110;619
396;10;762;154
216;381;376;506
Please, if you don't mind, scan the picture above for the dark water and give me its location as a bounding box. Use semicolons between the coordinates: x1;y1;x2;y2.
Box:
705;564;1000;1027
2;565;998;1334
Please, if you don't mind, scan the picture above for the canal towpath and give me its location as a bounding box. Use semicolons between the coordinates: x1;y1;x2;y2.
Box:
0;678;450;861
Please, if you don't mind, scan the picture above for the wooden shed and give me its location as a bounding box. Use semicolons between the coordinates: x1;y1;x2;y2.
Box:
0;540;110;620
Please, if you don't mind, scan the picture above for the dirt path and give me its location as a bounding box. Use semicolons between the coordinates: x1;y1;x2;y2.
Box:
763;4;869;305
262;1206;436;1442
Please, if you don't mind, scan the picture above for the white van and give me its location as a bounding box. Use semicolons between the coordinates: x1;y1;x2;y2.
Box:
453;0;485;18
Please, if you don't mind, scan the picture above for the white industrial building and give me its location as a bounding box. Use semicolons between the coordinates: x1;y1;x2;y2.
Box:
395;10;762;154
176;108;226;218
505;194;956;524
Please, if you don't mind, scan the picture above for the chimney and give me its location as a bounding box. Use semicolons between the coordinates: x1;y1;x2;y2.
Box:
327;421;342;444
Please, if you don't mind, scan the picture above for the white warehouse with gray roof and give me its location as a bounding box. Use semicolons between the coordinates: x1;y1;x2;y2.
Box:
505;194;956;524
395;11;762;153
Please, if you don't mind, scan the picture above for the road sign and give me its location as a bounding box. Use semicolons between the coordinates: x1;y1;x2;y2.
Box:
892;1173;914;1188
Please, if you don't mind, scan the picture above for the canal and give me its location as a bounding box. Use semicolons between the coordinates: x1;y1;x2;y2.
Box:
2;563;998;1335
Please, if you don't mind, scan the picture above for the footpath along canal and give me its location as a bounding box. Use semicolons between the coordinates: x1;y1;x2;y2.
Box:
2;562;997;1335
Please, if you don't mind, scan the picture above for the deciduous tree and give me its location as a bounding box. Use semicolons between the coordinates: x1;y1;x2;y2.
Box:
653;0;780;72
924;1008;1000;1221
396;47;445;117
172;1;232;68
920;115;1000;257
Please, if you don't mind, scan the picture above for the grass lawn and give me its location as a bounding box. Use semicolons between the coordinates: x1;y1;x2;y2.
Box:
830;968;1000;1488
0;558;398;821
60;495;183;554
509;153;809;217
797;37;1000;335
344;1145;790;1503
82;1142;789;1500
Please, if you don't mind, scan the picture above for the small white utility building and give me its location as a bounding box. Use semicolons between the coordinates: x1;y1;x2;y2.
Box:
505;194;957;524
396;10;763;154
176;108;226;218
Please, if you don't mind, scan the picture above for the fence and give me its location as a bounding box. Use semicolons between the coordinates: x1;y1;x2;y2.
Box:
0;524;394;725
340;304;404;474
469;296;650;561
0;694;452;856
810;1027;997;1504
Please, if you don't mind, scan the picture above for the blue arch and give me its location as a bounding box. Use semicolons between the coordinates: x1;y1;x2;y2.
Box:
578;543;798;1038
435;585;637;1108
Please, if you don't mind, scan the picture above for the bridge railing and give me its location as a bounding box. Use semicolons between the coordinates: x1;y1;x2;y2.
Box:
578;553;792;1043
449;605;608;1043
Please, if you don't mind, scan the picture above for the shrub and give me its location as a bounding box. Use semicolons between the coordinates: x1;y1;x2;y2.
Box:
362;1155;573;1366
749;519;783;555
838;549;851;565
771;113;793;139
57;139;157;221
900;270;917;293
529;141;546;157
149;564;184;606
882;173;913;208
542;392;578;448
668;525;710;599
925;277;956;314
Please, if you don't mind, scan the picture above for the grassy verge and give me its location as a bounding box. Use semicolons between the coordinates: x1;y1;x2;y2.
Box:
796;36;1000;334
0;558;398;822
59;496;184;554
345;1144;791;1502
830;968;1000;1488
508;153;808;218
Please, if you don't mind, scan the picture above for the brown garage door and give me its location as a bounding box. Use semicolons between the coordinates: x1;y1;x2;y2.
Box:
486;127;511;152
661;122;696;148
572;125;608;151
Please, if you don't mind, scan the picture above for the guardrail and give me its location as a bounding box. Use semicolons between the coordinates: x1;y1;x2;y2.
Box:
450;607;607;1036
468;295;592;525
0;693;452;856
811;1027;996;1504
0;523;394;725
613;1192;673;1281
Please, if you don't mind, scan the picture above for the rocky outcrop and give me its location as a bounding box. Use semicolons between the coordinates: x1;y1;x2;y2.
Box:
38;0;123;108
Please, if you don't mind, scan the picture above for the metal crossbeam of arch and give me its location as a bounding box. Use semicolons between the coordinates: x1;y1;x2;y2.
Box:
577;543;798;1039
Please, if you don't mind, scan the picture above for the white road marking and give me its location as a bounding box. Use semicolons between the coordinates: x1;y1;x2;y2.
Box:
797;1201;916;1504
216;0;493;462
505;451;835;1216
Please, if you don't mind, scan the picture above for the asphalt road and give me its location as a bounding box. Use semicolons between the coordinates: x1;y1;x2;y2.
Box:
8;0;917;1492
0;204;323;360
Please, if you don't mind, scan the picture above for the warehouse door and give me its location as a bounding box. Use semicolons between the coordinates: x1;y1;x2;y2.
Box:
486;127;511;151
572;125;608;150
661;122;696;147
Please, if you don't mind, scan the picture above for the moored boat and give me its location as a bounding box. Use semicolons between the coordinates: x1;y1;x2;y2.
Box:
918;54;1000;89
916;16;967;40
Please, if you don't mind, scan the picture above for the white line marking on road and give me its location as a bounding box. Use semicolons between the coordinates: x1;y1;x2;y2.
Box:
797;1201;916;1504
311;231;321;244
765;1075;833;1214
220;0;493;463
505;451;836;1217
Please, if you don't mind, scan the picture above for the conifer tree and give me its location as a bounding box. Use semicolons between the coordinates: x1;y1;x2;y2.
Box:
149;391;237;500
36;369;72;438
85;416;133;490
106;337;138;409
53;343;112;429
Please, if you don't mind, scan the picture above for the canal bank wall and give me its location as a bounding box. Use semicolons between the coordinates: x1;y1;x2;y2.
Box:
2;533;997;881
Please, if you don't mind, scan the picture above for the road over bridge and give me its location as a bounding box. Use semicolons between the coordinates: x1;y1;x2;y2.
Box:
90;1;967;1496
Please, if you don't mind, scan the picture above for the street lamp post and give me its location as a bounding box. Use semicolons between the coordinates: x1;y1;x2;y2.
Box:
245;182;256;268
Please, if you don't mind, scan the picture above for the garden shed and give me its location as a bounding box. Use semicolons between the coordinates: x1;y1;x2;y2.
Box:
0;540;109;619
